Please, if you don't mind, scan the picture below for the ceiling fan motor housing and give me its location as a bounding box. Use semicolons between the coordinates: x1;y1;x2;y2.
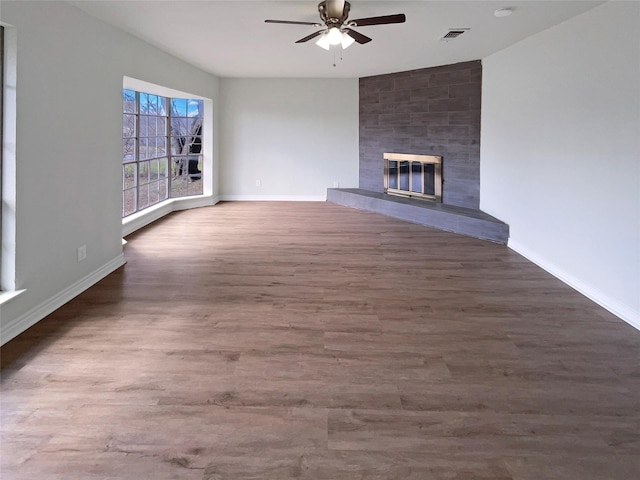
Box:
319;0;351;27
264;0;406;47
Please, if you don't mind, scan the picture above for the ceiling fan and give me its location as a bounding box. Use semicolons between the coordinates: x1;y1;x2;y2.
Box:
265;0;406;50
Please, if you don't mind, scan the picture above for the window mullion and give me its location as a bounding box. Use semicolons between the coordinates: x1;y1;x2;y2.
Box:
167;99;173;198
134;91;140;214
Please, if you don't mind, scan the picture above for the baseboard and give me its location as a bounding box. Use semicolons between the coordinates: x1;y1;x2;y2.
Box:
508;239;640;331
219;195;327;202
0;254;127;345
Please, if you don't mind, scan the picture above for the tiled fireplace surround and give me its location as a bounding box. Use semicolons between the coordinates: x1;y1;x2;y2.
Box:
327;60;509;243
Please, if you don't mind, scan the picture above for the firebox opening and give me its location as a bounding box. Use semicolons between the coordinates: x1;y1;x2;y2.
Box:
384;153;443;202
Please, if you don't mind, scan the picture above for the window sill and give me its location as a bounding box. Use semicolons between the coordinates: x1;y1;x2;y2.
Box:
0;289;26;307
122;194;216;237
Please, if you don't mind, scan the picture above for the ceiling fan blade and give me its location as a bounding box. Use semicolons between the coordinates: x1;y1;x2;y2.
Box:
295;30;325;43
326;0;346;19
265;20;322;26
344;28;372;44
350;14;406;27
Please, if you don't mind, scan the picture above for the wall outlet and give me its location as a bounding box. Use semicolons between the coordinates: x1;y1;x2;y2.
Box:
255;179;262;187
333;181;340;188
77;245;87;262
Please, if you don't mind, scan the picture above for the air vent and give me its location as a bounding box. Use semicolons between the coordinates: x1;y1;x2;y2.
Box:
440;29;469;41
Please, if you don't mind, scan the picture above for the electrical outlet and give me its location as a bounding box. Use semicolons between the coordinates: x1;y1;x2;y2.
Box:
77;245;87;262
333;181;340;188
255;179;262;187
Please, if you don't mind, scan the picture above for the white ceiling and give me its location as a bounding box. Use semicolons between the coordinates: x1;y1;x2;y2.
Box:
69;0;604;78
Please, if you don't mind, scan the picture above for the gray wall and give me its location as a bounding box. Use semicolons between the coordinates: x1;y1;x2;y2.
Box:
0;1;220;343
219;78;358;200
481;1;639;328
359;61;481;209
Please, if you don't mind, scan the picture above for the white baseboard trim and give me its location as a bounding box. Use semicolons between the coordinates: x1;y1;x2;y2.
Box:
0;254;127;345
219;195;327;202
508;239;639;331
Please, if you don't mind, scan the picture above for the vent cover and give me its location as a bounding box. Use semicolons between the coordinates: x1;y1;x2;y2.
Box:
440;29;469;41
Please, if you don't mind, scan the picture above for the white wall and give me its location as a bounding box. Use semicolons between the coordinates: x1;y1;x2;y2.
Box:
481;1;640;328
0;1;219;343
219;78;358;200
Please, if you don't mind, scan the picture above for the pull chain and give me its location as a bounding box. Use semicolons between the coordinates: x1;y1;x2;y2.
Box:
331;45;345;68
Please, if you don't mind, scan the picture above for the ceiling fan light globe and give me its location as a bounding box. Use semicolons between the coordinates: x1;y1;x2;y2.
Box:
316;34;331;50
341;32;355;49
327;27;343;45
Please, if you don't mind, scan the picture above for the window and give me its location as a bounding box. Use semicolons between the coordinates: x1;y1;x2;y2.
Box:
1;24;18;294
122;89;204;217
1;26;4;265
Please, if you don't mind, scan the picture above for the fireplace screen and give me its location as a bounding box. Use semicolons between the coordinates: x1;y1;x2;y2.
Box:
384;153;442;202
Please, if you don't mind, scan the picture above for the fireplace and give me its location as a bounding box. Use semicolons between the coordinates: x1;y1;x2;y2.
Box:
383;153;443;202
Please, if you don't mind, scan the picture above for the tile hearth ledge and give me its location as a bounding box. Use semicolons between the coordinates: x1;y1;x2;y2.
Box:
326;188;509;244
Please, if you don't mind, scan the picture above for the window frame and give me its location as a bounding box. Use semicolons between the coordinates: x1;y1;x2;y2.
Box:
1;26;4;263
1;24;21;298
122;89;204;218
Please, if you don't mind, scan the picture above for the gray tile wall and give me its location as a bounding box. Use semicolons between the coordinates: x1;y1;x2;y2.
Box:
359;60;482;209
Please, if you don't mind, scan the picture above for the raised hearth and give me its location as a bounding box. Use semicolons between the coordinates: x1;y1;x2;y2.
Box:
327;188;509;244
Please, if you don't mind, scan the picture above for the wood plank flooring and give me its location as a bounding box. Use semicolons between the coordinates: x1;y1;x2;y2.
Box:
2;202;639;479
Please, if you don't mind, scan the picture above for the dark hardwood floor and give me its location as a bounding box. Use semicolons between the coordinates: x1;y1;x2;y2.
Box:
2;202;639;479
